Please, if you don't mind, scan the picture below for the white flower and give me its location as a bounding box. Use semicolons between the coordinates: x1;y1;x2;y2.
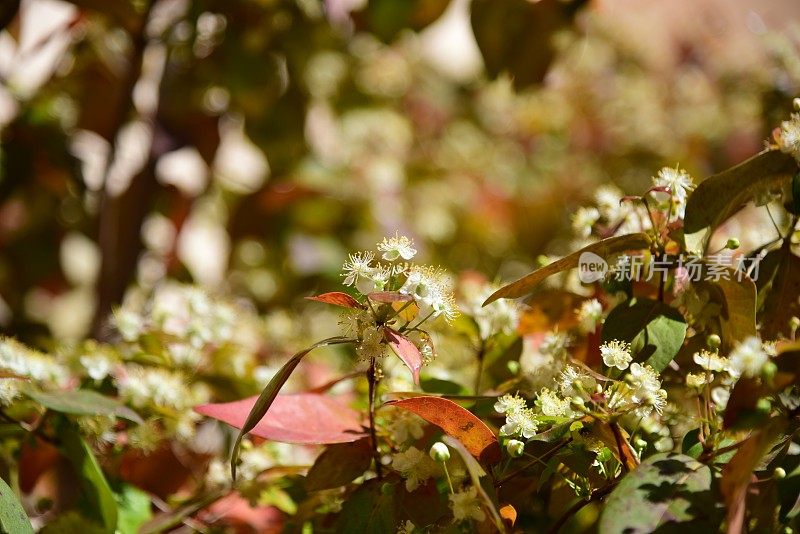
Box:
558;365;596;398
0;378;20;406
653;166;695;206
538;388;571;417
576;299;603;334
449;486;486;523
355;326;385;361
776;113;800;160
686;372;711;389
729;336;768;378
116;366;193;410
601;340;632;370
572;207;600;238
540;331;570;359
460;280;520;339
377;234;417;261
387;412;425;444
341;251;376;292
80;353;114;381
711;386;731;410
693;350;729;373
400;266;459;321
594;185;624;221
627;363;667;414
113;309;144;341
238;443;276;481
397;520;416;534
391;447;439;491
494;393;527;415
500;408;538;439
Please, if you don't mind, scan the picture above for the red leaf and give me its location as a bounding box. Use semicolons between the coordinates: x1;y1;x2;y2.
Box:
383;327;422;384
305;292;364;309
386;396;501;464
195;393;367;444
367;291;413;303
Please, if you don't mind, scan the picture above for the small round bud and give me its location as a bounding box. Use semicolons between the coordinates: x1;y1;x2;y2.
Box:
429;442;450;463
507;361;520;375
756;398;772;414
774;467;787;479
634;438;648;449
706;334;721;350
794;97;800;111
506;439;525;458
380;482;394;495
790;316;800;331
570;396;585;407
725;238;740;250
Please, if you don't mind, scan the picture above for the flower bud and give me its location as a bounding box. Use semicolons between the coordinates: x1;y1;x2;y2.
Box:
507;361;520;374
429;442;450;462
634;438;648;449
506;439;525;458
706;334;721;350
756;398;772;414
762;361;778;381
774;467;787;479
790;316;800;331
725;238;740;250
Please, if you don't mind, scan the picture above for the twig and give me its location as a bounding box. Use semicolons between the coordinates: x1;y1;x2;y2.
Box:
367;356;382;479
547;482;617;534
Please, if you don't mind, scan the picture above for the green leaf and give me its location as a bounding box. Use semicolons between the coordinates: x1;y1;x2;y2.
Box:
59;421;118;533
483;233;651;305
601;298;687;372
305;439;373;491
337;480;396;533
230;336;352;479
684;150;797;239
114;484;152;534
420;377;468;396
352;0;451;42
0;476;33;534
23;388;142;423
599;453;721;533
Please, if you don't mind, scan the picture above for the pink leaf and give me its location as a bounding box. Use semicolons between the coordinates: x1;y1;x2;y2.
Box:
383;327;422;385
367;291;413;303
195;393;367;444
305;292;364;309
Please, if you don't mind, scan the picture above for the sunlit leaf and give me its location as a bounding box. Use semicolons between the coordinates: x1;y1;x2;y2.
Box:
386;396;501;464
483;233;651;305
368;291;412;303
600;453;720;533
114;484;152;534
195;393;367;445
0;476;33;534
697;267;757;350
305;292;364;309
383;327;423;385
684;150;797;238
217;336;352;479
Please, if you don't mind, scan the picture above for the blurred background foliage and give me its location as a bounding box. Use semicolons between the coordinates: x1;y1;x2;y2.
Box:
1;0;800;345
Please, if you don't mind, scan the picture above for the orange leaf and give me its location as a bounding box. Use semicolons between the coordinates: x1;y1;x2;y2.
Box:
385;396;501;464
367;291;413;303
383;327;423;385
500;504;517;528
305;292;364;309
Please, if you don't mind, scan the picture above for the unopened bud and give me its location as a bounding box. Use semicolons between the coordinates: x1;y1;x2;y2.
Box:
706;334;721;350
725;238;740;250
774;467;787;479
429;442;450;463
506;439;525;458
790;316;800;331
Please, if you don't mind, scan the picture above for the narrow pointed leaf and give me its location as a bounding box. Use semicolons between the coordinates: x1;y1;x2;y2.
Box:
222;336;351;479
386;396;501;464
483;233;650;305
383;327;423;384
0;476;33;534
305;292;364;309
23;387;142;424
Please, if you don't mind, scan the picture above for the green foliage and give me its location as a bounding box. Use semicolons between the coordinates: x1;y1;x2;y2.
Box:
0;476;33;534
